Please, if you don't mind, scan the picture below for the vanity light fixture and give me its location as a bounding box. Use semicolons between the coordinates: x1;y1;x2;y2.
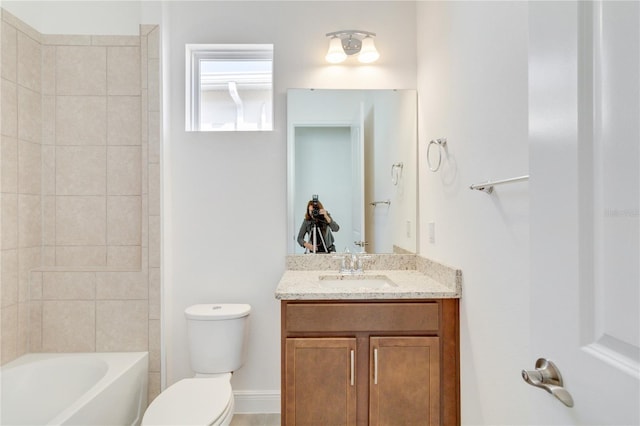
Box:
325;30;380;64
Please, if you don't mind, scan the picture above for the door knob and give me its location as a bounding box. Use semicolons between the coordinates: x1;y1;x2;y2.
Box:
522;358;574;407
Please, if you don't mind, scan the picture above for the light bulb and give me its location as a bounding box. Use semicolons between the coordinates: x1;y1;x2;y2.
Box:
358;36;379;63
325;36;347;63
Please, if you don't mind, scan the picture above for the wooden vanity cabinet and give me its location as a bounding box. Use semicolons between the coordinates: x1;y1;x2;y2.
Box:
281;299;460;426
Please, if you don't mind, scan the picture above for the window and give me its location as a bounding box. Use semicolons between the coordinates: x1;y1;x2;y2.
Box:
186;44;273;132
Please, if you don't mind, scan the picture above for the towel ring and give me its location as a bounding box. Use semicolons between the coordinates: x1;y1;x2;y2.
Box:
427;138;447;172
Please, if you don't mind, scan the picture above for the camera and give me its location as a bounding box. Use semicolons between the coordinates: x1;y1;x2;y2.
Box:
311;194;320;218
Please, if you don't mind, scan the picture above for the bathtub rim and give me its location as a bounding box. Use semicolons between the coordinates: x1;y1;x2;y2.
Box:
1;351;149;426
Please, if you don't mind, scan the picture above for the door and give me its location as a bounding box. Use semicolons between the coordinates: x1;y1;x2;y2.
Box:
369;337;440;426
529;2;639;424
350;103;365;252
285;338;357;426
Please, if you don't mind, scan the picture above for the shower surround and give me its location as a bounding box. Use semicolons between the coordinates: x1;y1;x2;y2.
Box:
0;9;161;402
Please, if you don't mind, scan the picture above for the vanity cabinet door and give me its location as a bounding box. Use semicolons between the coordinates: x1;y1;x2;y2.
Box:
285;337;357;426
369;336;441;426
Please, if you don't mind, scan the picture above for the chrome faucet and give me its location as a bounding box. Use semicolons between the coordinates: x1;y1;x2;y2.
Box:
335;248;369;274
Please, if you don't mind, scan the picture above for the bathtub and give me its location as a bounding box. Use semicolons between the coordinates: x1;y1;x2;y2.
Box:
1;352;148;426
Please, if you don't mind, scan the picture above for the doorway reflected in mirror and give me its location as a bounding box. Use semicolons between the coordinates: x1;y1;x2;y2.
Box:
287;89;417;254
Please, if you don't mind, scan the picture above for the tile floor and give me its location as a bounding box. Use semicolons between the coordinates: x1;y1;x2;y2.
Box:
230;413;281;426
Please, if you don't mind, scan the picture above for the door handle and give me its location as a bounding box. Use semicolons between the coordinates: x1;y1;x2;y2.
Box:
522;358;574;407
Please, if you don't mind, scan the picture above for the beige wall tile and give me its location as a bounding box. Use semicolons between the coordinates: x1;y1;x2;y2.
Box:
42;300;96;352
107;196;141;245
140;247;148;271
107;146;141;195
96;271;147;300
17;86;41;144
148;372;161;404
18;194;41;248
1;249;18;307
107;246;141;268
41;145;55;195
1;136;18;192
107;46;140;96
55;246;106;267
41;95;55;145
30;271;43;300
42;246;56;266
148;318;160;372
92;35;140;47
17;30;41;92
42;195;56;245
18;140;41;195
29;300;43;352
43;34;91;46
107;96;141;145
141;91;148;141
1;304;18;363
1;193;18;249
41;46;56;96
56;45;106;96
147;58;160;112
1;80;17;138
148;215;160;268
3;11;41;44
141;41;148;90
148;267;160;320
148;163;160;216
17;301;29;354
56;146;106;195
141;92;148;144
148;111;160;163
147;28;159;60
56;96;106;146
2;22;17;82
55;196;106;246
42;271;96;300
96;300;148;351
141;195;148;247
18;247;41;302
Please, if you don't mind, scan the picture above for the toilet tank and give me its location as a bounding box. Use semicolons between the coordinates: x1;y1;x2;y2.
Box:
184;304;251;374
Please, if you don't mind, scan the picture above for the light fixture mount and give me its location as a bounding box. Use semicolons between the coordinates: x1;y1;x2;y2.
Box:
325;30;379;63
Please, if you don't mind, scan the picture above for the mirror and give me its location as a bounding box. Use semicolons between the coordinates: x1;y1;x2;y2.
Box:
287;89;417;254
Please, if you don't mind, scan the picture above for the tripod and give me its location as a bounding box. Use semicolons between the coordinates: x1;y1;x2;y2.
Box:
309;220;328;254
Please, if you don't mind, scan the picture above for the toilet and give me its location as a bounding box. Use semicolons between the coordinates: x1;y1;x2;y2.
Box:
142;303;251;426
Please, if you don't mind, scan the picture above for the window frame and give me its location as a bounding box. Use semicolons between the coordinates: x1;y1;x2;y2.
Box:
185;43;274;132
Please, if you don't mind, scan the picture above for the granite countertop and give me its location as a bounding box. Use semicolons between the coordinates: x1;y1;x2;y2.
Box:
275;254;462;300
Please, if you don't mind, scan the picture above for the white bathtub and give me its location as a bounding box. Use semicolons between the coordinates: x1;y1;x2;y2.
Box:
0;352;148;426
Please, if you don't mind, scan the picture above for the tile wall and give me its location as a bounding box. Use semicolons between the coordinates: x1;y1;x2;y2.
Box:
0;10;161;402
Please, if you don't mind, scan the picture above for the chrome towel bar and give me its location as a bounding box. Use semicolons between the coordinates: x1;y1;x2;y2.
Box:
470;175;529;193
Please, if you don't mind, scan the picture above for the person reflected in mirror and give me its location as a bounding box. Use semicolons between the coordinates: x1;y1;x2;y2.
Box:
297;198;339;253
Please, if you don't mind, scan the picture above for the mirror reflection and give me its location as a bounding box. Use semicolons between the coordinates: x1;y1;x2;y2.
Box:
287;89;417;254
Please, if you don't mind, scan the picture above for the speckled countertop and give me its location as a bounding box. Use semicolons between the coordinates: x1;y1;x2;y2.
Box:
275;254;462;300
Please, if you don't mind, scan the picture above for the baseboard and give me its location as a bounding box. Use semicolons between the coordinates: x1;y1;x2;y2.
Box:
233;390;281;414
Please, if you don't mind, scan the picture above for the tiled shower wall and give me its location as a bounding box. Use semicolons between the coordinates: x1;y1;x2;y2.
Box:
0;10;161;402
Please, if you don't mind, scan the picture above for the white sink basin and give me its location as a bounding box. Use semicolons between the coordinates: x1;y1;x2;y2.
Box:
318;274;396;289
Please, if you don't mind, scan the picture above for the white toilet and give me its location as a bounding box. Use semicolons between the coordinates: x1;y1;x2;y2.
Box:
141;303;251;426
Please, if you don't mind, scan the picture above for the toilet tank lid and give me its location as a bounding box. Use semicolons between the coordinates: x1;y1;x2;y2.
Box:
185;304;251;320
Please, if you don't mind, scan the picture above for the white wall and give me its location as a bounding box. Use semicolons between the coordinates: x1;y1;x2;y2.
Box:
1;0;142;35
162;1;417;412
416;2;532;425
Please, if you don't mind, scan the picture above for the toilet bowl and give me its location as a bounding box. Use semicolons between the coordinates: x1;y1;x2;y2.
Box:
141;304;251;426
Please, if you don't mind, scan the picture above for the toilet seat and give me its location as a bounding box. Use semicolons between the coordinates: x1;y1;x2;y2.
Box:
141;377;234;425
